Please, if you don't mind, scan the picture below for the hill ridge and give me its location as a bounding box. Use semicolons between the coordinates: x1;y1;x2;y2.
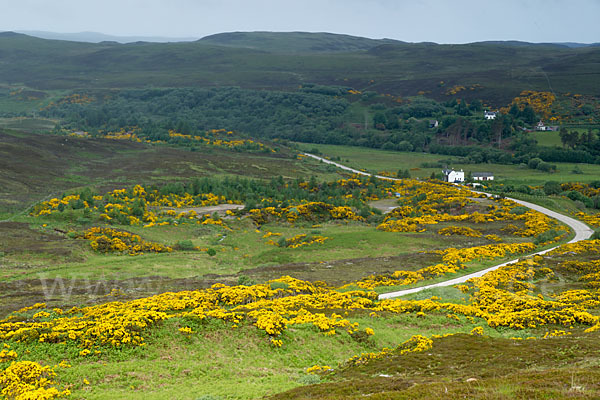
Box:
0;31;599;104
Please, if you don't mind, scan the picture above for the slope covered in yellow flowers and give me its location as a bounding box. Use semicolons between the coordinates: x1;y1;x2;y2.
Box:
0;173;589;399
3;235;600;398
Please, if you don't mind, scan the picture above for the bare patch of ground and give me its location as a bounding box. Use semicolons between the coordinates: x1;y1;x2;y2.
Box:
160;204;245;216
369;199;400;214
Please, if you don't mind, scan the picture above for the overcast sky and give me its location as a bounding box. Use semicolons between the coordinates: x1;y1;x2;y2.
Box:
2;0;599;43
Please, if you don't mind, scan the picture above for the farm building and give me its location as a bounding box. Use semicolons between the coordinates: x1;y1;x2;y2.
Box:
442;169;464;183
472;172;494;181
429;120;439;128
535;120;559;131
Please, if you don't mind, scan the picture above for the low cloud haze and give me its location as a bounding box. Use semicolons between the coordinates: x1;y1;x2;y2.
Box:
2;0;599;43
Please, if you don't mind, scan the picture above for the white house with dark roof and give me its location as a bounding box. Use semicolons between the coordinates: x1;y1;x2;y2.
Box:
535;120;559;132
484;111;497;120
472;172;494;181
442;169;464;183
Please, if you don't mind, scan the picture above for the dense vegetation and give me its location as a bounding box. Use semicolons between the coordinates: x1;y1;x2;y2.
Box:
34;86;600;166
40;87;350;144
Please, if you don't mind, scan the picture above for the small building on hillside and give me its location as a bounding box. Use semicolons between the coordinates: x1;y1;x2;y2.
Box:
442;169;465;183
429;120;439;128
535;120;559;131
472;172;494;181
484;111;497;120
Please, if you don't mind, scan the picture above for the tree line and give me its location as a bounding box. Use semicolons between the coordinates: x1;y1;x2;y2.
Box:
40;86;600;166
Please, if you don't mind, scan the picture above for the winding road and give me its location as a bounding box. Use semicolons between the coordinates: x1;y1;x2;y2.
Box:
302;152;595;299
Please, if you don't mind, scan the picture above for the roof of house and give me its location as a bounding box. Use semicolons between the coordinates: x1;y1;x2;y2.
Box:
443;169;464;175
473;172;494;177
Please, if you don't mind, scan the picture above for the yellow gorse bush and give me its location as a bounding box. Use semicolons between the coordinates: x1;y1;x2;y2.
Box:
0;346;70;400
576;211;600;228
344;334;435;368
30;185;236;229
501;90;556;119
438;226;482;237
354;242;536;290
378;188;561;238
266;234;332;249
249;201;363;226
78;227;172;255
167;129;274;152
3;242;599;353
0;238;599;395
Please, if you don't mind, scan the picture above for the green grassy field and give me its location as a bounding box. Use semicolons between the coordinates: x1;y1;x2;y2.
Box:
529;130;563;147
0;117;57;131
298;142;600;185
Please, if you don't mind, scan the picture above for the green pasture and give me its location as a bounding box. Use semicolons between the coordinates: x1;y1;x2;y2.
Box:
298;142;600;185
529;130;562;147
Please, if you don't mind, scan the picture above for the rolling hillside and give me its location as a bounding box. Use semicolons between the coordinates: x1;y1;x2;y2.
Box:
0;31;599;105
199;31;400;53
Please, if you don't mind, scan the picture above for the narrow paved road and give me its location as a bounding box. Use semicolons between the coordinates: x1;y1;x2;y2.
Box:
302;152;595;299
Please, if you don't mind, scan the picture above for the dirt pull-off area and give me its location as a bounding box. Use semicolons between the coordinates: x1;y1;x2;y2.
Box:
368;199;400;214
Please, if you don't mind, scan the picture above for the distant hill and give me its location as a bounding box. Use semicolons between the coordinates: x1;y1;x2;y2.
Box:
477;40;600;49
1;31;599;105
16;30;197;43
199;31;400;53
554;42;600;48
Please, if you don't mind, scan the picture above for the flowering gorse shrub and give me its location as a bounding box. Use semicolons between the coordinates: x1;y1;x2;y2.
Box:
77;227;172;255
354;242;536;290
438;226;482;237
266;234;331;248
0;345;70;399
30;185;235;229
249;202;364;226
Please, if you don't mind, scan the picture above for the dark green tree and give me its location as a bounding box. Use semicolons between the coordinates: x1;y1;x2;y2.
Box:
509;103;520;117
456;100;471;116
543;181;562;195
519;105;537;124
469;99;483;112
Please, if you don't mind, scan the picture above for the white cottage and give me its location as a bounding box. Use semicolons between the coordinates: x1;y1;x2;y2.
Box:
442;169;465;183
473;172;494;181
484;111;497;120
535;120;559;132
